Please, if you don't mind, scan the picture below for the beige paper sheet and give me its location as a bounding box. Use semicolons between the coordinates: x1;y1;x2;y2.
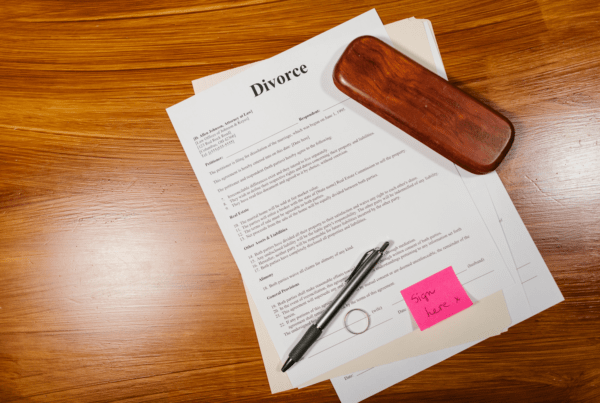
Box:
299;290;509;387
192;19;511;393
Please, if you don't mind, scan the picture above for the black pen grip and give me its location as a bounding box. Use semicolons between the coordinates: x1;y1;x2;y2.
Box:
288;324;322;362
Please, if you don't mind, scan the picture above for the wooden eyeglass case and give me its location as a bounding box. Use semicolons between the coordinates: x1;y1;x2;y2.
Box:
333;36;514;174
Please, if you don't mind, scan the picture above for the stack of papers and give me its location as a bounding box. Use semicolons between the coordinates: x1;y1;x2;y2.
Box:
168;10;563;402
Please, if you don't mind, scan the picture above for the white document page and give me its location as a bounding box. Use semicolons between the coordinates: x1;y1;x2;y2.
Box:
484;173;564;314
192;19;517;394
330;173;531;403
167;10;514;386
331;21;563;403
331;173;563;403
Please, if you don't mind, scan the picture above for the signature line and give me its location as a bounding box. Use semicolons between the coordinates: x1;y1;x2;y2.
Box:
357;368;374;376
462;270;494;286
308;318;393;359
227;123;298;158
323;98;350;111
319;316;369;340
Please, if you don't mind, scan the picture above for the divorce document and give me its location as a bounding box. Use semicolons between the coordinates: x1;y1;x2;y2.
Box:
167;10;514;386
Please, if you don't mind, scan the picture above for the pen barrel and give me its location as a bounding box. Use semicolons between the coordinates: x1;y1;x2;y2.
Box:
315;251;382;329
287;324;322;362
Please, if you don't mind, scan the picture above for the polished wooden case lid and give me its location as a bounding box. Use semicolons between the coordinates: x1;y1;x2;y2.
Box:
333;36;514;174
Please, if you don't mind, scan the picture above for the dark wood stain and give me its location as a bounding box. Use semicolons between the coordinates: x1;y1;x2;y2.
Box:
333;36;514;174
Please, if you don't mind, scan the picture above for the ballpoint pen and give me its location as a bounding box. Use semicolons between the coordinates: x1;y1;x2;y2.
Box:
281;241;390;372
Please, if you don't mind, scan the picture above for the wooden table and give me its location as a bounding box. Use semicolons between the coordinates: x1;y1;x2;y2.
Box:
1;1;599;401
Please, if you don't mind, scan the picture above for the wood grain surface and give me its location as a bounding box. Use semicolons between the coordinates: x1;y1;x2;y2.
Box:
1;1;599;402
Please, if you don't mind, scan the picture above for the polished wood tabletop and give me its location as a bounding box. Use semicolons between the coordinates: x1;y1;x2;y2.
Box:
1;1;599;402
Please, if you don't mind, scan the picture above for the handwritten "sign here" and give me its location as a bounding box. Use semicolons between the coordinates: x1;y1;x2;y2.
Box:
401;266;473;331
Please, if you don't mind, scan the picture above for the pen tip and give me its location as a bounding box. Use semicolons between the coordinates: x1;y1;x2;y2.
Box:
281;357;295;372
380;242;390;252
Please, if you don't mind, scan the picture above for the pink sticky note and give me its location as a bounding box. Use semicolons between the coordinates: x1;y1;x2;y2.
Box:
401;266;473;331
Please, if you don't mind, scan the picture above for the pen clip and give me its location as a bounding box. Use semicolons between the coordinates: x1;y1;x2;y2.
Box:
346;249;375;283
